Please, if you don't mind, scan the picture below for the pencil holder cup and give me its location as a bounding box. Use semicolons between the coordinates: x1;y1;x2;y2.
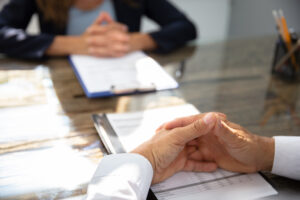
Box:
271;35;300;81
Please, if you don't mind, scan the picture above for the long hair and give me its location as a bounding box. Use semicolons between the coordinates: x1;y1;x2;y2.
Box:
36;0;74;27
36;0;140;28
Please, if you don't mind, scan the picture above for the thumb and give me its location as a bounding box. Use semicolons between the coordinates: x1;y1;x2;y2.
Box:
214;120;240;145
172;113;217;145
93;12;113;25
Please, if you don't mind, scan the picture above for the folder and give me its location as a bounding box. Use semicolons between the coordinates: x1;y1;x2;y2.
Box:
91;104;277;200
69;51;178;98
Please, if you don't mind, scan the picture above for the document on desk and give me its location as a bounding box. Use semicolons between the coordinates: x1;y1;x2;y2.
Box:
93;104;277;200
69;51;178;98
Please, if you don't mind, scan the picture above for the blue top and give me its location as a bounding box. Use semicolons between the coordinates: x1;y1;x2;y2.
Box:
67;0;116;35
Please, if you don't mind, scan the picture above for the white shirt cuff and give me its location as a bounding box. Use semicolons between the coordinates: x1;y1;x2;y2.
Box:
86;153;153;200
271;136;300;180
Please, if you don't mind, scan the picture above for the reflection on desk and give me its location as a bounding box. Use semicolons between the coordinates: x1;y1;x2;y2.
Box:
0;37;300;200
261;76;300;126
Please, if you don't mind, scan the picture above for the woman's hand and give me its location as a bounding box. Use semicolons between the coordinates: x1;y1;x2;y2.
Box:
81;12;130;57
46;12;130;57
46;12;157;57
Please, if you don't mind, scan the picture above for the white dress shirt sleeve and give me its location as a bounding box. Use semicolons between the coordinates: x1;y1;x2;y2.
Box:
271;136;300;180
86;153;153;200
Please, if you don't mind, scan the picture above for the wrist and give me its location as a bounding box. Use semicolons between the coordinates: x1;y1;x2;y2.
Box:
129;33;157;52
45;36;88;56
257;136;275;171
131;142;156;172
74;35;89;54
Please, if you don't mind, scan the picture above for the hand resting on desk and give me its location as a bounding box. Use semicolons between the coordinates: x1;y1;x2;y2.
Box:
80;12;130;57
131;113;222;184
161;113;275;173
47;12;157;57
132;112;275;184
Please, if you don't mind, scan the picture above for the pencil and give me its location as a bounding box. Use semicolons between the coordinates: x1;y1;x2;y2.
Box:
279;9;298;70
279;10;292;49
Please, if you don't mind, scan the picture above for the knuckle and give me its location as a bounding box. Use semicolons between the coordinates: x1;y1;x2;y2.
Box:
86;27;94;33
193;120;202;132
85;37;92;45
102;26;109;32
93;38;100;45
94;27;102;33
173;117;182;125
116;33;129;42
115;34;124;41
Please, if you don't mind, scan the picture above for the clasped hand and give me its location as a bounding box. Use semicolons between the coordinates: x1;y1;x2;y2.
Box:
132;112;274;184
82;12;130;57
80;12;155;57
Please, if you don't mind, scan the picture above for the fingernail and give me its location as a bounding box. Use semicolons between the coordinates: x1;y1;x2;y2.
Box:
203;113;215;125
218;113;226;118
214;120;223;136
218;119;223;128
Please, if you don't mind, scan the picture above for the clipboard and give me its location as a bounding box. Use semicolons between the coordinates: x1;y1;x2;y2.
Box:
69;51;179;98
92;114;158;200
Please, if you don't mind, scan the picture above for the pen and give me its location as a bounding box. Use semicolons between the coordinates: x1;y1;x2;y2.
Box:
272;10;284;43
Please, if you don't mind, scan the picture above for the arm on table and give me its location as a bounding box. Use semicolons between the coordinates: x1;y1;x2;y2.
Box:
86;113;220;199
144;0;197;53
160;113;300;180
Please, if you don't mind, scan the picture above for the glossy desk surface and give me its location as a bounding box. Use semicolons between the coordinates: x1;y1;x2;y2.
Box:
0;36;299;199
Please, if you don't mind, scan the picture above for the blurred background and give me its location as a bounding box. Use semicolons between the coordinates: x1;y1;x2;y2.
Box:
0;0;300;44
1;1;300;199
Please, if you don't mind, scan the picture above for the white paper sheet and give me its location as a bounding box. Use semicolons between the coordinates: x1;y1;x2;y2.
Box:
70;51;178;94
106;104;278;200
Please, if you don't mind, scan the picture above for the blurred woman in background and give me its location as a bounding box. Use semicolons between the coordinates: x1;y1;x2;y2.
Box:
0;0;197;59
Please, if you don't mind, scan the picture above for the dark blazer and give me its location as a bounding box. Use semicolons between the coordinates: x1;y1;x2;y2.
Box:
0;0;197;59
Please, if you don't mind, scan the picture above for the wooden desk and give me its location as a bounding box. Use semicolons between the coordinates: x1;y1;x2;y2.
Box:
0;36;299;200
